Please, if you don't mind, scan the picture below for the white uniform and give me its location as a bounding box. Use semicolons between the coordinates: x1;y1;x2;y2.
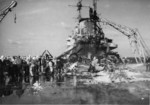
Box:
48;61;53;72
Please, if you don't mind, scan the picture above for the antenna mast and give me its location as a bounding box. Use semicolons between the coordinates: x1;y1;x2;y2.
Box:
92;0;98;35
77;0;82;20
93;0;97;11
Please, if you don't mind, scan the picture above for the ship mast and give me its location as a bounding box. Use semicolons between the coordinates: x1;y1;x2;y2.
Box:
77;0;82;20
93;0;97;11
93;0;98;36
69;0;84;20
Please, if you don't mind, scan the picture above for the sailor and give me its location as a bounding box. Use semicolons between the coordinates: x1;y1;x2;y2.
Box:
148;57;150;71
146;57;150;72
56;58;64;75
37;56;42;75
48;57;54;76
16;56;23;81
29;57;37;77
146;57;149;72
88;56;98;73
0;56;5;85
41;56;46;74
22;57;29;83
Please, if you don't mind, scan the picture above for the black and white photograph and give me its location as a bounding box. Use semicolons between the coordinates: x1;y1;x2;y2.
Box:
0;0;150;104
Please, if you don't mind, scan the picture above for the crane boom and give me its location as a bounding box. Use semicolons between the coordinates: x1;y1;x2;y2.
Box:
0;1;17;23
101;18;134;37
101;18;150;63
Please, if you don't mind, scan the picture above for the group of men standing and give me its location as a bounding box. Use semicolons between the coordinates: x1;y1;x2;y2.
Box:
0;54;65;87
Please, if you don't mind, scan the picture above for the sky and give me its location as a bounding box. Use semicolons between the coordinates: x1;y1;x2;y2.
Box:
0;0;150;57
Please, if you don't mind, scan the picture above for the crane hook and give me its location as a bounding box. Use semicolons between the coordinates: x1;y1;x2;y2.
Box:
14;13;16;23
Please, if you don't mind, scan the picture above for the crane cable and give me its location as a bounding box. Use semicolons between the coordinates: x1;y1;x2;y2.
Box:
12;10;16;23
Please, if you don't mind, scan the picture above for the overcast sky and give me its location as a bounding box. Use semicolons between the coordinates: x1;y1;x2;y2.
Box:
0;0;150;57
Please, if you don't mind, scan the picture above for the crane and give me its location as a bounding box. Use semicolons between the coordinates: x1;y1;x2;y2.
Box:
0;0;17;23
101;18;150;63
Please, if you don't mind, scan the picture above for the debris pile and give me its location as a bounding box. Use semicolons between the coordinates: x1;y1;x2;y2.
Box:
62;61;150;85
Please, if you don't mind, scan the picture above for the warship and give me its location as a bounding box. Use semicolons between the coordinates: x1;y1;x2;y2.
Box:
58;0;120;65
57;0;150;65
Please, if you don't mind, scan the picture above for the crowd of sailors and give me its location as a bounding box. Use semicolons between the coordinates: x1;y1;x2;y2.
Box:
0;54;65;88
